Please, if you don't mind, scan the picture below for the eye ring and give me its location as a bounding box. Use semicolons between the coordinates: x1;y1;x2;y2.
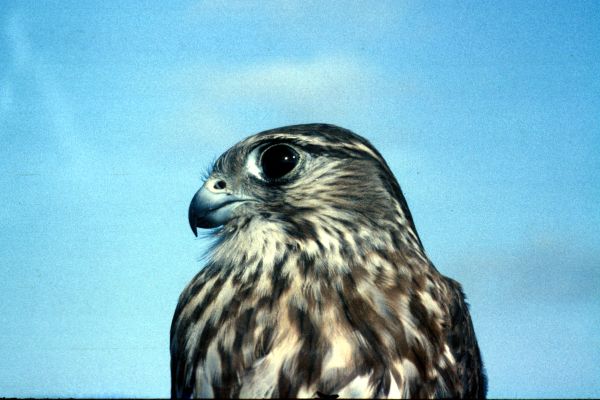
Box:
259;144;300;180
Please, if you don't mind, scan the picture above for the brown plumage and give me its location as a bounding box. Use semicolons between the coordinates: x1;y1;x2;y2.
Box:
171;124;486;398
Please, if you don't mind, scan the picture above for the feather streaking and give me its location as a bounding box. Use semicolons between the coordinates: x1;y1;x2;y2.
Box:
171;124;486;398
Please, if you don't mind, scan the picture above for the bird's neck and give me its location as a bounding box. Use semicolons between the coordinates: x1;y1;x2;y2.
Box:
210;213;430;286
202;214;449;398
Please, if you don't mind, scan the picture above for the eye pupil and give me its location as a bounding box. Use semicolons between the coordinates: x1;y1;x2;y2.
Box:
260;144;299;180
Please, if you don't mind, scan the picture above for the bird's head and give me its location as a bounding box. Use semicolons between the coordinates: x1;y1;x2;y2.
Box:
189;124;421;250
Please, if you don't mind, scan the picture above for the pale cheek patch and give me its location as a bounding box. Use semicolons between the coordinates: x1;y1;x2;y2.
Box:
245;149;263;180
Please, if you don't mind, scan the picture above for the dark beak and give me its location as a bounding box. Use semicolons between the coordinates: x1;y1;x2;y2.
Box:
188;202;199;237
188;180;252;235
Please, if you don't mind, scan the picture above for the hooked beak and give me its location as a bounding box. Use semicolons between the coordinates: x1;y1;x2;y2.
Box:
188;178;251;235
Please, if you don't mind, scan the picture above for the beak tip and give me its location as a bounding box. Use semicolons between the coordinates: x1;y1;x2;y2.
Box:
189;201;198;237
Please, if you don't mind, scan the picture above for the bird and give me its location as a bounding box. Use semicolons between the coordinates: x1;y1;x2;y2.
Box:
171;123;486;398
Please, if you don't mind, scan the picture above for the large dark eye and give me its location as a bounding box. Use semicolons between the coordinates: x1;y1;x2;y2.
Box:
260;144;299;180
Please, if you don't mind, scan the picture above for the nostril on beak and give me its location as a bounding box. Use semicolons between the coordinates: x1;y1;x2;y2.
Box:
213;180;227;190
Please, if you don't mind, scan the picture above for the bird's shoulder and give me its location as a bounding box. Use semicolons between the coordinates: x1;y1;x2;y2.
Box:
441;276;487;398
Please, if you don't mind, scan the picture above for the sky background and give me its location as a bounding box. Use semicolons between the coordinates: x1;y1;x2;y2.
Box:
1;1;599;398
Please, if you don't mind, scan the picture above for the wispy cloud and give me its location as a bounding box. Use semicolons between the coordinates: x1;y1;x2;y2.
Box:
210;56;374;110
2;11;95;178
0;76;13;116
4;12;32;68
158;55;416;158
447;236;600;308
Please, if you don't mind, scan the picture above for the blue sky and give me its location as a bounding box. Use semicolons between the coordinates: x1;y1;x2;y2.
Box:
0;1;599;397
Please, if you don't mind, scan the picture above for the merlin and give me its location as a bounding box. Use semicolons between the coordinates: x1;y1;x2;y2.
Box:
171;124;486;398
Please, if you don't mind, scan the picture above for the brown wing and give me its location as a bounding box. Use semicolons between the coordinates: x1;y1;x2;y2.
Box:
445;277;487;398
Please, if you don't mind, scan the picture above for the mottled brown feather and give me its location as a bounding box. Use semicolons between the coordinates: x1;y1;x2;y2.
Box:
171;124;486;398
